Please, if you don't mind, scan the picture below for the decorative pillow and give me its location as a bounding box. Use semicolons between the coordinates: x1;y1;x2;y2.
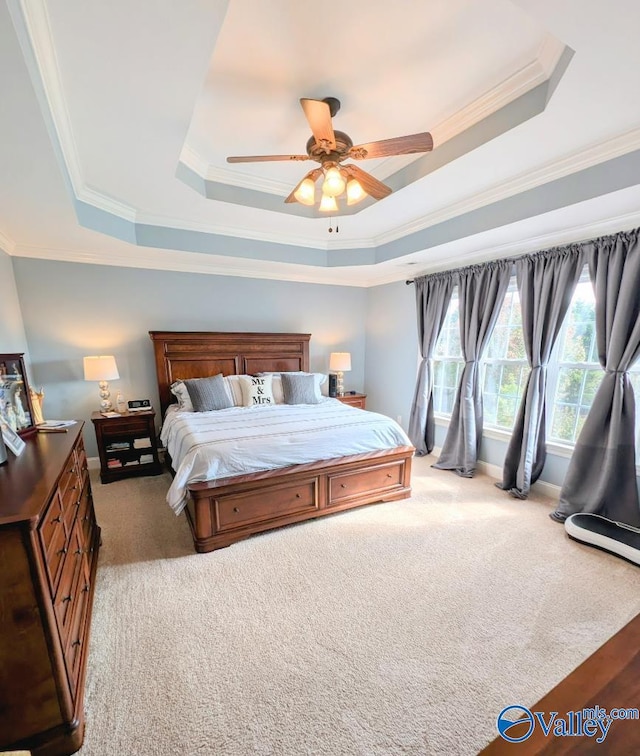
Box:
258;372;327;401
281;373;320;405
170;381;194;412
239;375;275;407
223;375;245;406
183;374;233;412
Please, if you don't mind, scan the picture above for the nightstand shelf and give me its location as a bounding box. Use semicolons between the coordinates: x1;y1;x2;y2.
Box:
91;410;163;483
336;393;367;409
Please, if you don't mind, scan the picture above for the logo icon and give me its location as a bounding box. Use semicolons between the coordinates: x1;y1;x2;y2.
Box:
497;705;535;743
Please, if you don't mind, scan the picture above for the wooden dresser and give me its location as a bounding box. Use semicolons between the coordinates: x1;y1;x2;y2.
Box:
0;423;100;756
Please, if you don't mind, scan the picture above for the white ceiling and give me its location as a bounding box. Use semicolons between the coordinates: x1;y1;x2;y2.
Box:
2;0;640;286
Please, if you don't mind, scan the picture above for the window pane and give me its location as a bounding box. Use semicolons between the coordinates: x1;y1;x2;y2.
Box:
507;327;526;360
497;396;517;428
556;368;584;405
550;405;578;443
582;369;603;405
487;326;507;359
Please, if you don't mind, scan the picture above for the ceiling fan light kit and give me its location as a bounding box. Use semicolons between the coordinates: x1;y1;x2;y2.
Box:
227;97;434;213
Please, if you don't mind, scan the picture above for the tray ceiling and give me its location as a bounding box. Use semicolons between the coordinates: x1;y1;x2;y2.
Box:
1;0;640;286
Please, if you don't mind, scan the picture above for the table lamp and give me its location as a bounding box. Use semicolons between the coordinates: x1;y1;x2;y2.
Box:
84;355;119;410
329;352;351;397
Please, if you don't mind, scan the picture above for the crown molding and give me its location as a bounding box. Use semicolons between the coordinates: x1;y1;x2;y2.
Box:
12;0;84;194
372;125;640;247
13;206;640;291
179;145;293;196
134;211;377;250
399;207;640;282
78;185;138;223
425;35;566;147
9;243;372;287
0;228;17;255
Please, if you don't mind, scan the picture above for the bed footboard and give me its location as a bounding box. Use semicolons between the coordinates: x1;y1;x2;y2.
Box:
185;446;413;552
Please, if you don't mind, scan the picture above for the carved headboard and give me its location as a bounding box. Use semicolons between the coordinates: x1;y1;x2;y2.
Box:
149;331;311;417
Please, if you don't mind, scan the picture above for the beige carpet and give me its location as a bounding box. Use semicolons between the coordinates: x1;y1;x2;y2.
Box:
79;459;640;756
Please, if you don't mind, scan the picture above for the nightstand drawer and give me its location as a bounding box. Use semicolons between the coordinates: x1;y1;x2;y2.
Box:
337;393;367;409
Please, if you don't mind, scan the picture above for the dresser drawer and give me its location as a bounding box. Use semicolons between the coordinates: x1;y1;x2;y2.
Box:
53;527;84;645
65;563;91;696
215;478;319;532
39;492;65;550
329;461;405;505
42;515;69;593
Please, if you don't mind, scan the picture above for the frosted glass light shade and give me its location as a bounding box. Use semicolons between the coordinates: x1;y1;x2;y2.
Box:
347;178;367;205
322;166;346;197
293;177;316;205
329;352;351;372
83;355;119;381
319;193;338;212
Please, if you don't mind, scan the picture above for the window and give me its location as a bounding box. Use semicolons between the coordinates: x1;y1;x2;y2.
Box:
482;286;528;431
547;280;600;444
432;290;463;416
548;278;640;448
431;270;640;460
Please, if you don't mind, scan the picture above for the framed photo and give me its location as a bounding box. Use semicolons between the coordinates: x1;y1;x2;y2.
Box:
0;353;36;438
1;423;26;456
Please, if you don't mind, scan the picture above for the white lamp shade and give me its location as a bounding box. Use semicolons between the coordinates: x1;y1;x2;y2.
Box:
329;352;352;372
83;355;119;381
319;193;338;212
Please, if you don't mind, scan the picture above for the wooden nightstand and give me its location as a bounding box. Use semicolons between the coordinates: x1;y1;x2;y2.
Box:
336;393;367;409
91;409;163;483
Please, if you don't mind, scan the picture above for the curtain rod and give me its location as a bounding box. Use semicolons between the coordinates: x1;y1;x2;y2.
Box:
405;279;414;285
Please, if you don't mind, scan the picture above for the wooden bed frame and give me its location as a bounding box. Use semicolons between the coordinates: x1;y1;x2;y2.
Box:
149;331;414;552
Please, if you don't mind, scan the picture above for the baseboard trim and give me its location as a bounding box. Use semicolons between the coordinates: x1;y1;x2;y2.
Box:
430;446;561;500
87;455;100;471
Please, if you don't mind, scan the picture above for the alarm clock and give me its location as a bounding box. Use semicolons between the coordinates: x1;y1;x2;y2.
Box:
127;399;152;412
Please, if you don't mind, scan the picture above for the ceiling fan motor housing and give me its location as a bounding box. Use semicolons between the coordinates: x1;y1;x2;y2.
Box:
306;130;354;163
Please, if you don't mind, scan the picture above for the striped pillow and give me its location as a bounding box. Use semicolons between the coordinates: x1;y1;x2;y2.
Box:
281;373;319;405
183;374;233;412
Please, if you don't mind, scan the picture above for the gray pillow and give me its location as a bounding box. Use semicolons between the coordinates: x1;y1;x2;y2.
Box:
281;373;319;405
184;374;233;412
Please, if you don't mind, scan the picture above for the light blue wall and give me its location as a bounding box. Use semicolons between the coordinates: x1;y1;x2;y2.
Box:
0;248;29;357
12;259;368;456
364;280;418;429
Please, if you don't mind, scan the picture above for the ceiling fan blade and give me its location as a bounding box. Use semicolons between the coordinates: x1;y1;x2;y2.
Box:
341;164;392;200
227;154;310;163
349;132;433;160
284;168;323;204
300;98;336;152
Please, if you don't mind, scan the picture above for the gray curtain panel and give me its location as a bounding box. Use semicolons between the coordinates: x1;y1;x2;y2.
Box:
498;247;584;498
553;229;640;526
434;261;511;476
408;273;455;455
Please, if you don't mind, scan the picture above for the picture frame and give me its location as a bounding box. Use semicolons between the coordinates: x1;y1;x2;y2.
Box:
0;353;37;438
1;423;26;456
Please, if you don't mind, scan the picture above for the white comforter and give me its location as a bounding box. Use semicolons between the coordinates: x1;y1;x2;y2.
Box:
160;399;411;513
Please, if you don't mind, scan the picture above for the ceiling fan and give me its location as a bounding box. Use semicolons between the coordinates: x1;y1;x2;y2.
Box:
226;97;434;211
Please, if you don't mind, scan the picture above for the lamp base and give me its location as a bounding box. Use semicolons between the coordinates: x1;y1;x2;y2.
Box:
336;371;345;397
99;380;112;410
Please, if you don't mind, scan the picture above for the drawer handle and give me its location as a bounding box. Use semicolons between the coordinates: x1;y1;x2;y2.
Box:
72;639;82;648
340;483;347;488
62;595;72;604
386;473;393;478
58;547;68;555
52;515;62;523
75;548;83;556
233;506;240;513
83;583;90;593
295;493;301;498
